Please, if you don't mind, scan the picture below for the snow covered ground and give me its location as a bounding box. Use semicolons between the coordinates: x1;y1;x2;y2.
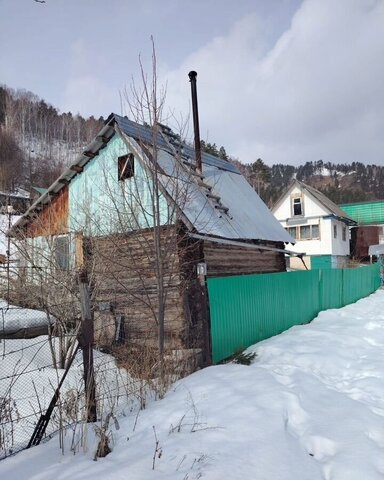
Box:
1;289;384;480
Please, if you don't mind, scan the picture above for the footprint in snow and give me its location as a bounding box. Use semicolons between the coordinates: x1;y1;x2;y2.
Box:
283;391;310;437
304;435;338;461
283;392;338;463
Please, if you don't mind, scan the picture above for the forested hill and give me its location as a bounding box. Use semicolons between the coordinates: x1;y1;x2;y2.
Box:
200;143;384;207
230;159;384;207
0;84;383;207
0;85;102;192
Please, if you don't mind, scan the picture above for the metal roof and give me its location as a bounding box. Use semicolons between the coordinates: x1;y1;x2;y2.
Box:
368;244;384;256
11;113;292;243
300;182;354;222
112;114;240;174
154;147;293;242
339;200;384;225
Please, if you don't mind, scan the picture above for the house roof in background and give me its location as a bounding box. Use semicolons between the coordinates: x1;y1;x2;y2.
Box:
31;187;48;195
299;181;355;222
339;200;384;225
273;180;356;225
368;243;384;256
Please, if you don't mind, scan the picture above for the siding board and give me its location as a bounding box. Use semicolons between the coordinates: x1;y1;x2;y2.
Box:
25;188;68;238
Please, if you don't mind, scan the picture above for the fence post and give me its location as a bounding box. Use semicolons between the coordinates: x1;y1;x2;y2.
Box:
78;268;97;423
27;344;80;448
197;262;212;366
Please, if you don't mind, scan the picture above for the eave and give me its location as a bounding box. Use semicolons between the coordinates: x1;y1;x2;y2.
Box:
8;122;116;237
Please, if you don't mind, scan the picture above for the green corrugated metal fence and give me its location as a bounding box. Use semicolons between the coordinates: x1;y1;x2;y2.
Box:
207;264;381;363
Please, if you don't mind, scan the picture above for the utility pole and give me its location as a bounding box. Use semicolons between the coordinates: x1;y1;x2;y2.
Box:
78;268;97;422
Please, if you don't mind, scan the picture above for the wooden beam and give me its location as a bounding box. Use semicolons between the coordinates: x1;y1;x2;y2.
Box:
83;151;95;159
58;178;69;185
97;135;109;144
70;164;83;173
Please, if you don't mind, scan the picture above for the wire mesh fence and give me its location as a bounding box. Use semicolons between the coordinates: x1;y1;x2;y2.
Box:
0;303;159;461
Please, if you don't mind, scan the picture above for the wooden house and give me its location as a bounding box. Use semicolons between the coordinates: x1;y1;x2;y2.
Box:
0;189;30;214
10;114;293;364
272;180;356;270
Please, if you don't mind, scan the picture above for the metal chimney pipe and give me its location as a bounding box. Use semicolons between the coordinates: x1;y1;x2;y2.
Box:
188;71;202;173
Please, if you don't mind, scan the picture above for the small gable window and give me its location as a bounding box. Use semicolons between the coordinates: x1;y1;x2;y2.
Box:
333;224;338;239
118;153;134;181
292;196;303;216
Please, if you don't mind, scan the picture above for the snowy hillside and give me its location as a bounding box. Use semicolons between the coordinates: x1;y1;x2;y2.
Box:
0;214;20;257
1;289;384;479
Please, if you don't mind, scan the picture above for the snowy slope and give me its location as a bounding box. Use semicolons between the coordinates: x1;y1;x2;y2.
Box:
1;290;384;479
0;214;19;257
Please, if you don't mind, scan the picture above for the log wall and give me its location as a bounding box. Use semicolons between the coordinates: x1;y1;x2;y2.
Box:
203;240;286;277
86;227;287;363
88;226;186;350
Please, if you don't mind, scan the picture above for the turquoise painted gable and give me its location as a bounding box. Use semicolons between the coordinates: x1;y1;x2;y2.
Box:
68;134;169;236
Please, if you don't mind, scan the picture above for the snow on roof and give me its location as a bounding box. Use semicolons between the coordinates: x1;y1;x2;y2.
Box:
0;299;53;337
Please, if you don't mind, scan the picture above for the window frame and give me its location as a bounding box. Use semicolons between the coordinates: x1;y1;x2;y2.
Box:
291;195;304;217
118;153;134;181
285;224;320;241
287;226;297;240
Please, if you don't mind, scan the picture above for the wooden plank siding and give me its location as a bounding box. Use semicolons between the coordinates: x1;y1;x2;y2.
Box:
203;240;286;277
25;188;69;238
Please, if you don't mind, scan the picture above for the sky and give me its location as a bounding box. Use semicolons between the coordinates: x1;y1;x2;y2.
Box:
1;0;384;166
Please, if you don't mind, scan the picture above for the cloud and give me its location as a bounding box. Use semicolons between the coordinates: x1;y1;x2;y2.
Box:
63;39;117;117
162;0;384;166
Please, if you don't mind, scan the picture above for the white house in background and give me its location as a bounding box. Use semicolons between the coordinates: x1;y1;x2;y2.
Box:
272;180;356;269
